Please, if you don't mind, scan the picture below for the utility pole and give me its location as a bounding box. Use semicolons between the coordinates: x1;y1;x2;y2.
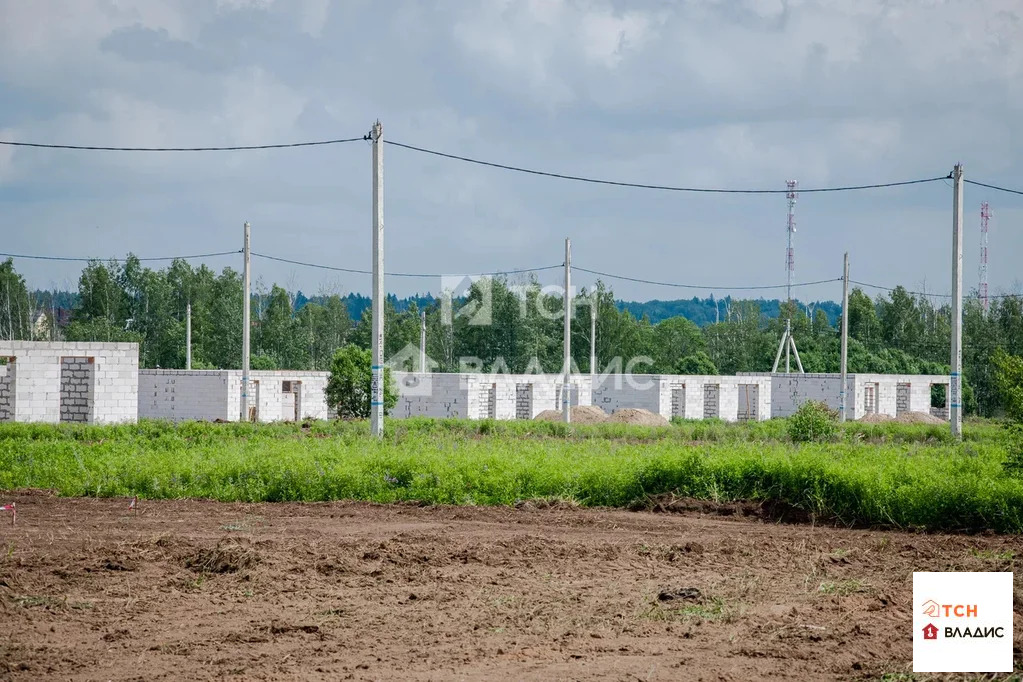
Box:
241;222;251;422
185;302;192;370
590;294;596;377
951;163;964;440
371;121;385;438
839;253;849;423
563;238;572;424
419;310;426;373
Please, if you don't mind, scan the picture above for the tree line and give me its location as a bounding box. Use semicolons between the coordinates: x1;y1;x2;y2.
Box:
1;256;1021;416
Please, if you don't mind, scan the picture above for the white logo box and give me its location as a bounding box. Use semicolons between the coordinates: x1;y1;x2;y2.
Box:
913;571;1014;673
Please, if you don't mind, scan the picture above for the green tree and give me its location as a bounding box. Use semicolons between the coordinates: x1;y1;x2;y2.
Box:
0;258;33;340
651;316;705;373
326;345;398;418
847;288;881;349
675;351;718;375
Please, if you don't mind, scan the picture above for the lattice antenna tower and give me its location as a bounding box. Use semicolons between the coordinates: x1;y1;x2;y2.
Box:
785;180;797;304
980;202;990;315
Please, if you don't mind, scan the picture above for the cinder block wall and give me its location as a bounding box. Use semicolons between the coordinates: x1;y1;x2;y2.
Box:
139;370;232;421
225;371;330;422
0;341;138;424
392;373;593;420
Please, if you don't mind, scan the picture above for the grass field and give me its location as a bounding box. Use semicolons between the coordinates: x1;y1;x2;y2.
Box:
0;417;1019;533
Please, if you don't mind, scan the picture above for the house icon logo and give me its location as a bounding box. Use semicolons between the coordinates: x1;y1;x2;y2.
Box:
921;599;940;618
922;623;939;640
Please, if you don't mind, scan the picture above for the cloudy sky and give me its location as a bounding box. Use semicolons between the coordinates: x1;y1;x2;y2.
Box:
1;0;1021;303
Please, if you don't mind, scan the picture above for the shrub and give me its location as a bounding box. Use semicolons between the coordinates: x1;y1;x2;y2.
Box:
788;401;838;443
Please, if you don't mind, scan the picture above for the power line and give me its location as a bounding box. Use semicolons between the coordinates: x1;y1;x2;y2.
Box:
575;266;841;291
850;279;1019;300
0;250;240;263
386;140;947;194
250;252;561;278
0;137;368;152
965;179;1023;196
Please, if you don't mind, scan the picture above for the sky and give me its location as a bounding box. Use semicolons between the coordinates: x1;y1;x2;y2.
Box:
1;0;1021;304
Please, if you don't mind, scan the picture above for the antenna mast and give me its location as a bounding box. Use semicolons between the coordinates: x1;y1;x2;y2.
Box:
980;201;990;316
772;180;804;374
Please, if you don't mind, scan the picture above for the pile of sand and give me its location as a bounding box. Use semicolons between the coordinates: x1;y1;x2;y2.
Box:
607;408;670;426
533;405;609;424
858;413;895;423
895;411;946;425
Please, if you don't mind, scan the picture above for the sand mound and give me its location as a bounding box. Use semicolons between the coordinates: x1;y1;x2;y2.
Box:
533;405;609;424
607;408;670;426
858;413;895;423
895;411;946;425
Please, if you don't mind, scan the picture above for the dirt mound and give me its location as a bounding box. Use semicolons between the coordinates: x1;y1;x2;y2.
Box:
533;405;608;424
895;411;946;425
607;408;670;426
857;413;895;423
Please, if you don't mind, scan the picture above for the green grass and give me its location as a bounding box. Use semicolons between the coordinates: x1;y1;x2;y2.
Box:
0;418;1019;533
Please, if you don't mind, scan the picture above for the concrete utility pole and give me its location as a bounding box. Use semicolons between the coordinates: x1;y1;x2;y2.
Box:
371;121;385;437
563;238;572;424
419;310;426;373
241;222;251;422
951;163;964;439
590;294;596;377
839;253;849;423
185;302;192;371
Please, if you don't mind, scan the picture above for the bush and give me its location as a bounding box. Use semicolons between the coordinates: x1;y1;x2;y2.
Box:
789;401;838;443
325;345;398;419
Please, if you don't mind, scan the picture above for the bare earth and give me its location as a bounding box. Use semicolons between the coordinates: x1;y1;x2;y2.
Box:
1;493;1020;681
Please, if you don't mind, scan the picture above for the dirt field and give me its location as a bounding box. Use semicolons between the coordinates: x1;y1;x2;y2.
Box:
1;493;1019;681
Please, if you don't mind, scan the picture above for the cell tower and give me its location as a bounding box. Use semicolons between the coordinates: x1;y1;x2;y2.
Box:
980;202;990;315
773;180;804;374
786;180;797;303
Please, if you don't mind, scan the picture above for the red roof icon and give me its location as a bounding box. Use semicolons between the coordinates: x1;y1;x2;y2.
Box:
922;623;938;640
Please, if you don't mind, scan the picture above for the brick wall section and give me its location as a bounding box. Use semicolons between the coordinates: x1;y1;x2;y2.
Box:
59;357;94;423
703;384;720;418
0;362;13;421
896;383;910;415
515;383;532;420
0;341;138;424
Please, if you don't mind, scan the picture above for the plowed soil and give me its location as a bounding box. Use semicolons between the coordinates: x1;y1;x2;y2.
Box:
0;493;1020;681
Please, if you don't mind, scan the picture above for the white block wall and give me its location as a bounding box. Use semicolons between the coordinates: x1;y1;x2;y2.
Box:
0;341;138;424
592;374;772;422
392;373;593;420
743;373;950;420
139;369;330;422
139;370;233;421
227;370;331;422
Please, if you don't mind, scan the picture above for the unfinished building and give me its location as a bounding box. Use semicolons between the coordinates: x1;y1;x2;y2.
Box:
392;372;593;420
138;370;331;422
0;341;139;424
741;373;951;420
591;374;774;422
